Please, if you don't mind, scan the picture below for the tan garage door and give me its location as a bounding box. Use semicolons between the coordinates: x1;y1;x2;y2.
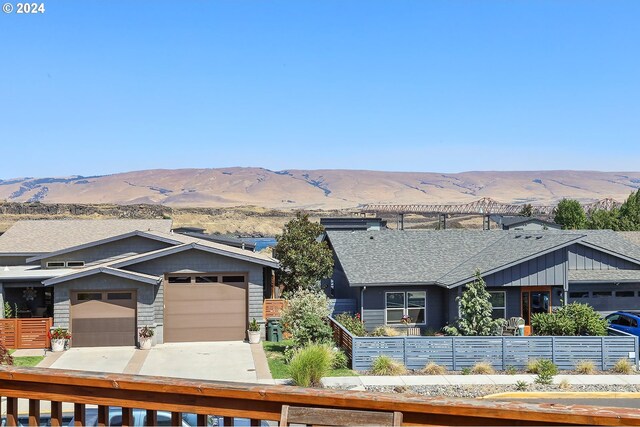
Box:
71;291;136;347
164;273;247;342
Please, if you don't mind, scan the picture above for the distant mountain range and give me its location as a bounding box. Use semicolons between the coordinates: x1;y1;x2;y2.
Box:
1;168;639;209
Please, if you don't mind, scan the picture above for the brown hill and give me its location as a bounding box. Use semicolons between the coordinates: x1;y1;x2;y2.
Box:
1;168;639;209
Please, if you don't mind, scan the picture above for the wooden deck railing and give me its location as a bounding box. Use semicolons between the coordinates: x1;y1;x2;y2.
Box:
1;367;639;426
0;318;52;349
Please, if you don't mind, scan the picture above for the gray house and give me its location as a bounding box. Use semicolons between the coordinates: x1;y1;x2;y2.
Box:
489;215;561;231
0;219;278;347
325;229;640;334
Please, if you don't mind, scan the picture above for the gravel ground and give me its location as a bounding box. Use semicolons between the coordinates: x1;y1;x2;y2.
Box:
330;384;640;398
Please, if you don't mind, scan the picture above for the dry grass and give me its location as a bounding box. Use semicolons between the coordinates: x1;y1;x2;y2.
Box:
371;356;407;376
558;378;572;390
526;359;539;374
575;360;596;375
422;362;446;375
470;362;495;375
612;358;634;374
370;326;402;337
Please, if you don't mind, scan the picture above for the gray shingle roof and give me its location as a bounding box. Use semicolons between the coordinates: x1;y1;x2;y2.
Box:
0;219;172;254
568;269;640;283
620;232;640;247
327;229;640;288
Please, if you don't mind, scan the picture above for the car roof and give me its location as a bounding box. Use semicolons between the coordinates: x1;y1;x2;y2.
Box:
615;310;640;316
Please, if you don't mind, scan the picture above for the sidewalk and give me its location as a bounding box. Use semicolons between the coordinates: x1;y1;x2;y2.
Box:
321;374;640;388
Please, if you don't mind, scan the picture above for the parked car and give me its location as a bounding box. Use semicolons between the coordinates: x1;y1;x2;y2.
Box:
605;311;640;336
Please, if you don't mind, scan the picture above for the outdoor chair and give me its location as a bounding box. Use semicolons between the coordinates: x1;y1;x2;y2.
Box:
279;405;403;427
503;317;525;336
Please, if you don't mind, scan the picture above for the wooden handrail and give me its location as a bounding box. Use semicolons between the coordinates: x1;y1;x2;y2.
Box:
0;367;639;425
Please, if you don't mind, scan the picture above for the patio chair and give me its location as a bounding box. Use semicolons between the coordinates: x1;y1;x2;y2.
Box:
503;317;525;336
280;405;402;427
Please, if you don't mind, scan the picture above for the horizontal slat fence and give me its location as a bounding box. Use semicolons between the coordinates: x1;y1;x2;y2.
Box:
329;317;639;372
0;318;52;349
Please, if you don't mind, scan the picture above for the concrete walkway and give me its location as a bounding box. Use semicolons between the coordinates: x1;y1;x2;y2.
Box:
321;374;640;388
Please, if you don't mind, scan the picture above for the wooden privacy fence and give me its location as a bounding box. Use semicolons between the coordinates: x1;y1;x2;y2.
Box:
0;318;53;349
263;299;287;319
329;317;639;372
1;366;640;426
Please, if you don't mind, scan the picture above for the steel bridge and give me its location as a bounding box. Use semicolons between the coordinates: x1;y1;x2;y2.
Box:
360;197;622;216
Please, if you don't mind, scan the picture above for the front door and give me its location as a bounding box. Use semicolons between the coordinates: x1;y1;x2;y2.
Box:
521;287;552;325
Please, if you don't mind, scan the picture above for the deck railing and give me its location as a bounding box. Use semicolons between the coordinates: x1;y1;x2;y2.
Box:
0;318;53;349
1;366;639;426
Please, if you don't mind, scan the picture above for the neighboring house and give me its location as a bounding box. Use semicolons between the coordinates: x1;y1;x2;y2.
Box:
320;217;387;231
173;229;257;251
0;219;278;347
325;229;640;333
489;215;561;231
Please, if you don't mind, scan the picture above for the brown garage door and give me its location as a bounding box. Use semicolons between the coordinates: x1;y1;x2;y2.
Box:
164;273;247;342
71;291;136;347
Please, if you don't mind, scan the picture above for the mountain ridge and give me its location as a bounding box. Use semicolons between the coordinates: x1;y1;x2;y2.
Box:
1;168;639;209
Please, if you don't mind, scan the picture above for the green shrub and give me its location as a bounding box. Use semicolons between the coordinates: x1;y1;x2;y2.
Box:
0;344;13;366
281;289;332;347
332;348;349;370
471;361;495;375
526;359;539;374
531;302;607;336
422;362;446;375
612;358;634;374
289;343;334;387
371;356;406;376
515;380;528;391
371;326;401;337
534;359;558;385
334;312;366;337
505;365;517;375
575;360;595;374
461;367;471;375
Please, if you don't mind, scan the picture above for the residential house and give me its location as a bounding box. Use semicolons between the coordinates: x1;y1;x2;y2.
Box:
489;215;561;231
0;219;278;347
325;229;640;333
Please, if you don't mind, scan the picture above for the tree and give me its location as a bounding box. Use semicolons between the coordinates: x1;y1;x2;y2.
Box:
619;190;640;231
553;199;586;230
585;208;620;230
274;212;334;293
519;204;534;217
452;271;504;336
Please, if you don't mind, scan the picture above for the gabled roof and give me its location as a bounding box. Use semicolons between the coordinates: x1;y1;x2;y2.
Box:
0;265;75;280
43;266;160;286
26;230;182;263
326;229;640;288
0;219;172;255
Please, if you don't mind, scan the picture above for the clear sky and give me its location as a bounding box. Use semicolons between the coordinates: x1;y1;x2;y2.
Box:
1;0;638;178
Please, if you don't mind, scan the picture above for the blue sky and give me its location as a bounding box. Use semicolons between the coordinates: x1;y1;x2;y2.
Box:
1;0;638;178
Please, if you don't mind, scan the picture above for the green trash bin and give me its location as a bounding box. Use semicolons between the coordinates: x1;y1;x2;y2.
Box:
267;317;282;342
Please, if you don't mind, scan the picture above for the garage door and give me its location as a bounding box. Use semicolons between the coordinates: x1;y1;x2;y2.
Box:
71;291;136;347
569;285;640;314
164;273;247;342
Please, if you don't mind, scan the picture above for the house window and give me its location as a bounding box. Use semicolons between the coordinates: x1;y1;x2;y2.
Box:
168;276;191;284
222;275;245;283
385;291;426;325
592;291;612;298
615;291;635;297
195;276;218;283
488;291;506;319
569;291;589;298
46;261;65;269
107;292;132;300
76;293;102;301
66;261;85;268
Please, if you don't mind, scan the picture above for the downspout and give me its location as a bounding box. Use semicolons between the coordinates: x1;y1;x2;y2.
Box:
360;286;366;321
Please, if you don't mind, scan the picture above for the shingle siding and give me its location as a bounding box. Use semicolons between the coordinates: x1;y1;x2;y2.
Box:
568;244;640;270
52;273;156;329
40;236;172;267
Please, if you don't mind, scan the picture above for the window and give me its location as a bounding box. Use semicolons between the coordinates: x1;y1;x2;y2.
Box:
616;291;635;297
569;291;589;298
46;261;65;268
385;291;426;325
76;293;102;301
66;261;85;268
107;292;132;300
168;276;191;284
592;291;612;298
488;291;506;319
195;276;218;283
222;275;245;283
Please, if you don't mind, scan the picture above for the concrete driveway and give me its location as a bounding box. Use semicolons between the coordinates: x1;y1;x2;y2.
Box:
46;341;261;383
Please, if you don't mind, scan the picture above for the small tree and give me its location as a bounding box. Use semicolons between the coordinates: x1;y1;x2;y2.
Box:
454;271;504;336
519;204;534;217
554;199;586;230
586;208;620;230
619;190;640;231
281;288;333;347
274;212;334;293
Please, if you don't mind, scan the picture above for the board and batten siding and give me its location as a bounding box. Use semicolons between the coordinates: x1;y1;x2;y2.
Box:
484;249;566;287
52;273;156;329
122;248;266;324
40;236;173;267
568;243;640;270
361;286;445;332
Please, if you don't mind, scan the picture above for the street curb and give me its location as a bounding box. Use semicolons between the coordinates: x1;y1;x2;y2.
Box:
482;392;640;399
